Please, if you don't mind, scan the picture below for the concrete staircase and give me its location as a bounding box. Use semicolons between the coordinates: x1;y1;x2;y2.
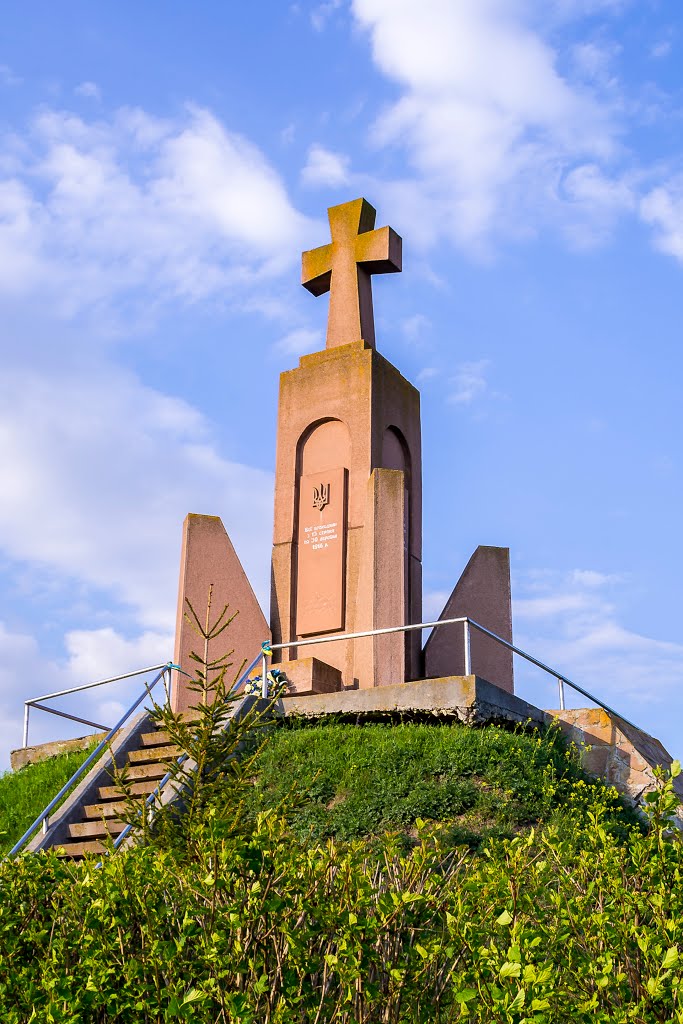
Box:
24;713;183;860
21;692;267;861
55;725;181;859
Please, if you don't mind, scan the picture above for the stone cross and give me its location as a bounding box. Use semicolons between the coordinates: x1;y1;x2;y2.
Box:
302;197;402;349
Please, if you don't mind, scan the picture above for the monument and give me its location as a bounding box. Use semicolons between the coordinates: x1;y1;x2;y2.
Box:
172;197;513;709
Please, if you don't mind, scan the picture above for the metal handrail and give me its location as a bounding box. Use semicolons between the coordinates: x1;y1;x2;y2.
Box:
22;663;169;748
8;664;172;859
261;615;639;731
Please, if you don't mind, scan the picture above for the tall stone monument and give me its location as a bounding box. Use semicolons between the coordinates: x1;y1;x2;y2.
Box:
171;196;514;708
271;198;422;689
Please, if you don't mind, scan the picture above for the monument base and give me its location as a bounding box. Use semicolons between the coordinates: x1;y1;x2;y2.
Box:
278;674;544;727
279;657;343;696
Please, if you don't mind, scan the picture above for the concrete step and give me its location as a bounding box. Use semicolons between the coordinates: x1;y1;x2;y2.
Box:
69;820;126;839
140;729;172;747
84;800;130;819
128;744;180;764
98;779;159;800
55;839;107;858
115;762;167;781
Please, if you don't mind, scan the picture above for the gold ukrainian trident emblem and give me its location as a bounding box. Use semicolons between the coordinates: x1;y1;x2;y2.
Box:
313;482;330;511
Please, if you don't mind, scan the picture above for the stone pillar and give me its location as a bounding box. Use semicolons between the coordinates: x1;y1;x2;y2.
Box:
270;340;422;688
172;514;270;713
423;546;514;693
353;469;407;688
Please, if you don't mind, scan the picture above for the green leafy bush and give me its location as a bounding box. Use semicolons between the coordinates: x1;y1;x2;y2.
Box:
0;765;681;1022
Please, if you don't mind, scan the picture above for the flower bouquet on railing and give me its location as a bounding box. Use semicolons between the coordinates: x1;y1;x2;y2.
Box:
243;668;289;699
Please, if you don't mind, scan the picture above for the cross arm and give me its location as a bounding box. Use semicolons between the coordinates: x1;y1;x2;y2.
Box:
355;226;402;275
302;242;333;296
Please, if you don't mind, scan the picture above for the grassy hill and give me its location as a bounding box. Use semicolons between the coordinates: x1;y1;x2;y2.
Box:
0;719;635;856
0;741;97;856
242;718;638;846
1;717;681;1022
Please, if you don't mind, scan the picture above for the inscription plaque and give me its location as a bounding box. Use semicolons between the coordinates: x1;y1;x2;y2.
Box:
295;467;347;636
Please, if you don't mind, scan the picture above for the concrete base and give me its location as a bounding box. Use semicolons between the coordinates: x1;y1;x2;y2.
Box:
11;731;107;771
279;674;545;727
279;657;343;695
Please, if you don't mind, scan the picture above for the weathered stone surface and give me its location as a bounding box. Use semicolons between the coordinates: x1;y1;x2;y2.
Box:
546;707;683;821
279;675;544;727
277;657;343;695
270;340;422;689
10;731;107;771
173;513;270;714
353;469;406;689
424;546;514;693
302;197;401;351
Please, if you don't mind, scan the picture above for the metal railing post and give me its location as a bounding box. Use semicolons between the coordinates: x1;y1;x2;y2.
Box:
22;704;30;749
261;649;269;700
463;619;472;676
558;678;566;711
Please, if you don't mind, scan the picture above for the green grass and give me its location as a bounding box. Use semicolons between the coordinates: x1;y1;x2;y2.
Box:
0;745;95;855
0;720;637;858
245;719;638;847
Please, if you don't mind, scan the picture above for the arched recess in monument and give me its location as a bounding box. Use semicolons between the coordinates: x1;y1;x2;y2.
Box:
298;417;351;476
293;418;352;638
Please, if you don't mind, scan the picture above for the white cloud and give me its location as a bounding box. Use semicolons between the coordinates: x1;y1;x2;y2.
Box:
274;326;322;355
0;104;317;316
650;40;672;59
301;144;351;187
0;618;175;769
0;622;50;768
513;569;683;749
311;0;343;31
75;81;101;100
64;627;172;682
562;164;634;214
571;40;621;84
641;178;683;263
449;359;490;405
570;569;622;588
351;0;623;252
401;312;431;344
0;64;21;87
0;361;273;632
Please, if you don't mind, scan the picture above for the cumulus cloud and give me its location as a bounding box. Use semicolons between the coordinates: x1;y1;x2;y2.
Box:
351;0;627;252
513;568;683;752
0;360;273;631
0;618;174;768
0;104;317;317
301;144;351;187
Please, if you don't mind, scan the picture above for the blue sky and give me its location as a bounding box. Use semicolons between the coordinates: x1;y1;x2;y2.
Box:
1;0;682;768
